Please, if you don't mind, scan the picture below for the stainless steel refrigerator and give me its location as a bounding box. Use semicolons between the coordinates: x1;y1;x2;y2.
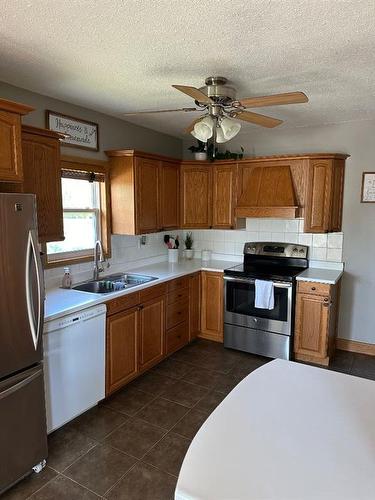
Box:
0;193;47;494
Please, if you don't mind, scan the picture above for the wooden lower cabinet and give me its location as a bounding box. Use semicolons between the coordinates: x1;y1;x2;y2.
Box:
200;271;224;342
106;306;139;395
189;272;201;341
294;281;339;366
138;296;165;371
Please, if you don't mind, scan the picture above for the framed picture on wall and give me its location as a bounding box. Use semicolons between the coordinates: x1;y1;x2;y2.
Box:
361;172;375;203
46;110;99;151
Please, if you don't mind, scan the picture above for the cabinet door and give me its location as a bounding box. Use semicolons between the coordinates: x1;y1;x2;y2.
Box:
22;131;64;242
304;159;332;233
180;165;212;228
212;163;236;228
106;307;139;395
200;271;223;342
159;161;179;230
0;110;23;182
189;272;201;341
139;296;165;371
294;293;330;360
329;160;345;232
135;157;159;234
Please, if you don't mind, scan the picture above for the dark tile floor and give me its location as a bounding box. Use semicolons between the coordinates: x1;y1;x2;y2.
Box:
3;340;375;499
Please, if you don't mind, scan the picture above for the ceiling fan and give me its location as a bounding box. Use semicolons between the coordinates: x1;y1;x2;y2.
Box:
123;76;308;151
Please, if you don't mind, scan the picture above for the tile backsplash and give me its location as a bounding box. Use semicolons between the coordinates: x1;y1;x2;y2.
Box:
183;218;344;262
44;231;172;288
44;219;344;288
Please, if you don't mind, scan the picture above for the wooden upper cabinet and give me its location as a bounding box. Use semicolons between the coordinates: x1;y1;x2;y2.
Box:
138;295;165;371
0;99;34;183
158;160;179;230
21;126;64;243
180;164;212;228
200;271;224;342
304;159;332;232
106;150;179;235
106;306;139;395
304;158;346;233
212;163;237;228
136;157;159;234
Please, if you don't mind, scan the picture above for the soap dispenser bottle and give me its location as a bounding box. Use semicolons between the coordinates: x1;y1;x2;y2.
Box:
61;267;72;289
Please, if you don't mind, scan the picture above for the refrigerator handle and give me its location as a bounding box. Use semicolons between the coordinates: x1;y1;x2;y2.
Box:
25;229;44;350
0;368;42;401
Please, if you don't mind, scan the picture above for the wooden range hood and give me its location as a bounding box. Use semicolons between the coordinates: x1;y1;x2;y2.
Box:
235;164;298;218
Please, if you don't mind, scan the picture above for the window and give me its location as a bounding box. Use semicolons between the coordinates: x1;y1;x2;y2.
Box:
45;161;110;266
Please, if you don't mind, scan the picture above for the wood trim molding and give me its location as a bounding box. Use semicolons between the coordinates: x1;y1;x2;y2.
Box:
0;98;34;115
235;206;298;218
105;149;180;163
105;149;350;165
61;154;109;171
22;124;65;140
336;338;375;356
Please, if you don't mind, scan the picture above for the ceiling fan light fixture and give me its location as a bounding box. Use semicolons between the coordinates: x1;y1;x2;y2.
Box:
215;125;227;143
191;116;214;142
220;116;241;140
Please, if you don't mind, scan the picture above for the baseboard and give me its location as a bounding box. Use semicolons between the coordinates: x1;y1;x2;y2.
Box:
336;338;375;356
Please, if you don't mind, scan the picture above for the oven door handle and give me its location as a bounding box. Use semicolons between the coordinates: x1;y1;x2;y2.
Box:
223;275;292;288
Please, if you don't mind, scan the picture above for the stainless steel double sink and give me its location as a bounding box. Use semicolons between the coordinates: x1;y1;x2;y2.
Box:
72;273;158;294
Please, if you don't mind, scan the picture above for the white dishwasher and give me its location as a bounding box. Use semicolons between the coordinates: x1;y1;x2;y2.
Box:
43;304;106;433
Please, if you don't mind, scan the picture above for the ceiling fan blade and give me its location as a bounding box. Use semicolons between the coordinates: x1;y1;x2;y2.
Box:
239;92;308;108
233;111;283;128
172;85;213;104
184;116;204;134
123;107;199;115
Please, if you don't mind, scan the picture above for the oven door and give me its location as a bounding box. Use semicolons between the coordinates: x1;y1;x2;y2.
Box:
224;275;293;336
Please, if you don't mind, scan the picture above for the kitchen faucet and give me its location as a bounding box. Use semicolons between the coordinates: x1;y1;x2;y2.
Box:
93;240;109;280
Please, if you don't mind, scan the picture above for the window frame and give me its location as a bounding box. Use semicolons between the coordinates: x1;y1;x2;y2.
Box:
42;155;112;268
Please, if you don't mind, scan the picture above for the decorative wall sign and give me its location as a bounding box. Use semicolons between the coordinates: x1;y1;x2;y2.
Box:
361;172;375;203
46;110;99;151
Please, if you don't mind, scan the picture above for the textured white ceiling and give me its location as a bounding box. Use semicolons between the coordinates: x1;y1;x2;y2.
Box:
1;0;375;138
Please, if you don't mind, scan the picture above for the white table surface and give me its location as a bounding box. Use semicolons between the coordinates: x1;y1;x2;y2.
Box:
176;360;375;500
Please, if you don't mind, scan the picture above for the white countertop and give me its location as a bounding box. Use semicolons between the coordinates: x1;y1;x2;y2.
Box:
296;267;343;284
45;259;237;322
176;360;375;500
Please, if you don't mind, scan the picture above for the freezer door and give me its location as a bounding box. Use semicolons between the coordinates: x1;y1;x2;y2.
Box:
0;365;47;494
0;194;45;379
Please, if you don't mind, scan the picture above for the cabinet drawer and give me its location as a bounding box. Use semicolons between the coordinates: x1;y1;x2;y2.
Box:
297;281;331;296
106;292;140;316
167;287;189;305
166;321;189;355
167;277;189;292
167;299;189;329
139;283;167;302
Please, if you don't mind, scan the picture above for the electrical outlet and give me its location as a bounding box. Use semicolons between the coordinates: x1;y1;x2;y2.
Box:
140;235;147;246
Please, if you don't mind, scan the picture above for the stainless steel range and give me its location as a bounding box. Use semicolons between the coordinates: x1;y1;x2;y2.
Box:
224;242;308;360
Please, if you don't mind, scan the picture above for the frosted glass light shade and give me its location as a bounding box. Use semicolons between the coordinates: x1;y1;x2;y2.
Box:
216;125;227;143
192;116;214;142
220;117;241;140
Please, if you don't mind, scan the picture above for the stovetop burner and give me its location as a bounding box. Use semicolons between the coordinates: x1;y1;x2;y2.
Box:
224;241;309;282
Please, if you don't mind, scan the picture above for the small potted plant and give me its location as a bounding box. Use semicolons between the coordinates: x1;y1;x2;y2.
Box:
184;231;194;259
188;140;207;161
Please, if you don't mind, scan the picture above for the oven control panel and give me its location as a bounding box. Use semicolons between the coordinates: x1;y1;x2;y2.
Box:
243;242;308;259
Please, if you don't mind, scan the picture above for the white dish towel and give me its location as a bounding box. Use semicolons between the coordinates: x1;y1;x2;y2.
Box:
254;279;275;310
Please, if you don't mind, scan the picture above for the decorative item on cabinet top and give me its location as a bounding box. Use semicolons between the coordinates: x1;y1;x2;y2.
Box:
46;110;99;151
